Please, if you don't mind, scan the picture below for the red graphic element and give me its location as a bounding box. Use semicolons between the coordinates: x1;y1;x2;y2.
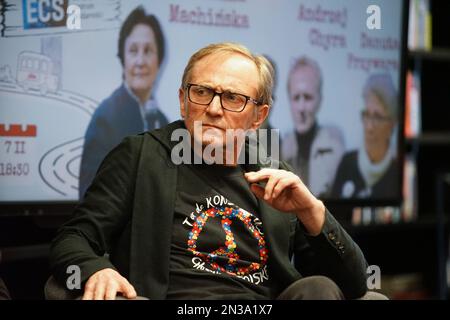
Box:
0;124;37;137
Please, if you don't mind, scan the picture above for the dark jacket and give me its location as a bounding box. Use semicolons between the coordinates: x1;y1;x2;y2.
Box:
51;121;368;299
331;150;399;199
79;84;168;198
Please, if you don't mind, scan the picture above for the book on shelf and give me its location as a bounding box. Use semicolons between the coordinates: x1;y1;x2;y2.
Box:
404;70;422;138
402;154;418;222
408;0;432;50
350;156;418;226
351;206;402;226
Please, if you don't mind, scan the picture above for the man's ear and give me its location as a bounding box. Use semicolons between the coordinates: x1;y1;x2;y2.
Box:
179;88;186;119
251;104;270;130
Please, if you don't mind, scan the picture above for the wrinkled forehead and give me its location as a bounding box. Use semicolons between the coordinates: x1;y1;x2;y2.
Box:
191;51;255;73
190;52;260;89
290;65;320;85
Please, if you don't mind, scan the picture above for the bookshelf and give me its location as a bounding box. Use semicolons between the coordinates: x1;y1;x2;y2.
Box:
352;0;450;300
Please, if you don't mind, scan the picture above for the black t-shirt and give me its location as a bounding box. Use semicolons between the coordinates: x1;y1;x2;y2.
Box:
167;162;273;299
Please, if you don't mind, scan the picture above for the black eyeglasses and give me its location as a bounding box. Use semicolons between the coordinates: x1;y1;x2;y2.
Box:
186;83;261;113
361;110;392;125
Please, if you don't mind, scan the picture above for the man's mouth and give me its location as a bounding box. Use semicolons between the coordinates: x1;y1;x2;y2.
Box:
203;124;224;130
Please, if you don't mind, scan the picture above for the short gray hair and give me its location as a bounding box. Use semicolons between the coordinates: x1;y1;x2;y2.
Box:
363;73;398;120
287;56;323;96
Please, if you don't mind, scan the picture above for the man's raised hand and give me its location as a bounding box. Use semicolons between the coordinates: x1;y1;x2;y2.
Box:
244;168;325;235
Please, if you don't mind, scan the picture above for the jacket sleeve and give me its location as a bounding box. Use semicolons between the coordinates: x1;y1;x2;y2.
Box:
292;210;369;299
50;135;143;288
276;159;368;299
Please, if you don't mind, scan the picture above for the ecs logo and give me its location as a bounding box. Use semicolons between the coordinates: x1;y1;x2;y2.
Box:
22;0;81;30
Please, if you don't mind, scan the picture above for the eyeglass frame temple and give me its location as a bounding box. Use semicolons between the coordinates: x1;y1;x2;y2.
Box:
186;83;262;112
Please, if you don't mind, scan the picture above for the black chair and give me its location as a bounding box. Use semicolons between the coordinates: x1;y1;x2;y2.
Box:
0;277;11;300
44;276;80;300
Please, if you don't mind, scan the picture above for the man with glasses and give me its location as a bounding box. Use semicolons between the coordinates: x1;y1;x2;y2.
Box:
50;43;369;300
331;73;398;199
282;56;345;198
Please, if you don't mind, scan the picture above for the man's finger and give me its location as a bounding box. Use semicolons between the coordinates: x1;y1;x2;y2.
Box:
121;285;137;299
264;176;279;200
82;281;95;300
272;177;297;198
94;281;106;300
244;171;270;182
250;183;265;199
104;282;119;300
120;279;137;299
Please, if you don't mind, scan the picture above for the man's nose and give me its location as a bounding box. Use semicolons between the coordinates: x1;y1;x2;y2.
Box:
206;94;223;116
296;96;307;110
